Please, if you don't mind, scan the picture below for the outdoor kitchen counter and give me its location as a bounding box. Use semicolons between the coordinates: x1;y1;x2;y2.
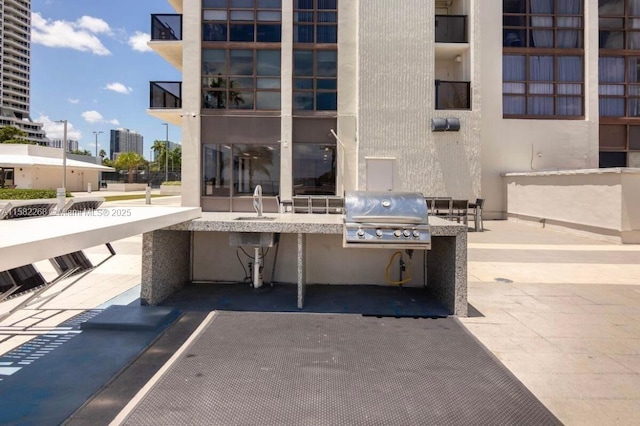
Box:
143;213;467;316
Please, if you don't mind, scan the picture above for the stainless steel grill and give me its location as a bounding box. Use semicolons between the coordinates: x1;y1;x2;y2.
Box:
343;191;431;249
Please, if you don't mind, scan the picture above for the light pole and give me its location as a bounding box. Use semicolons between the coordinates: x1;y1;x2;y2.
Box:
93;131;103;158
162;123;169;182
56;120;68;190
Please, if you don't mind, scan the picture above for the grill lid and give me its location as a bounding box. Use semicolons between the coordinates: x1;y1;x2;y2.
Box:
344;191;429;224
343;191;431;249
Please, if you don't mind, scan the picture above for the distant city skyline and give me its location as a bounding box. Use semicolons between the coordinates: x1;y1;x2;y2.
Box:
29;0;181;159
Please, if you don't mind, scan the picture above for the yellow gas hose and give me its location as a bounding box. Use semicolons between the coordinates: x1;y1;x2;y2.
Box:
385;251;413;285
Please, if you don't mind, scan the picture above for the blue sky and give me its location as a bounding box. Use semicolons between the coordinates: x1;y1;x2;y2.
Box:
30;0;181;159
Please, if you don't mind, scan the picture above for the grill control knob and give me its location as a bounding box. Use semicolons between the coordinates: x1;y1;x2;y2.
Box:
413;230;421;238
393;229;402;238
357;229;365;237
403;229;411;238
375;229;383;238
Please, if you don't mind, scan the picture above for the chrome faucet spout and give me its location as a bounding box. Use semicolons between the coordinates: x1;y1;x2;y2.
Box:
253;185;263;217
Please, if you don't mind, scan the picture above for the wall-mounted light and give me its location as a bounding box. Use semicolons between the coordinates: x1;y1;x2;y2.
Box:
455;55;462;63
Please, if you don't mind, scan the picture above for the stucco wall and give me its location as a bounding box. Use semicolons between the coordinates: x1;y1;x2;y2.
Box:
14;166;99;192
480;0;600;219
505;169;640;243
192;231;426;286
180;0;202;207
357;0;481;200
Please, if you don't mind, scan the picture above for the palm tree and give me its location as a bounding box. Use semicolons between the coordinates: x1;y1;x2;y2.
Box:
99;149;107;163
114;152;145;183
169;146;181;173
151;140;167;170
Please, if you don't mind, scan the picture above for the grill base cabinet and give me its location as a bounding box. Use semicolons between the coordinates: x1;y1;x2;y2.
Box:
142;214;468;317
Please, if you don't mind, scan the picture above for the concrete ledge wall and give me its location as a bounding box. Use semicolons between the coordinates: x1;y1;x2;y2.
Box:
504;168;640;243
160;184;182;195
107;183;148;192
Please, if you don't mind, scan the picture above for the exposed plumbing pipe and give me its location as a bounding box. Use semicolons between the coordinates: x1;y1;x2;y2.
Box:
385;251;413;286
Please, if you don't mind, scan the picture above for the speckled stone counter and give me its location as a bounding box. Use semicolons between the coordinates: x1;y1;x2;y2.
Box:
143;213;468;316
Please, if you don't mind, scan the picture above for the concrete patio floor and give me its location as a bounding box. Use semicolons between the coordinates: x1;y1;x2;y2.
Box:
1;195;639;425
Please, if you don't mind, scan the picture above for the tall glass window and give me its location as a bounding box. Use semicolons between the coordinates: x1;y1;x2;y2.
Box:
292;144;336;195
203;0;282;43
294;0;337;44
202;49;281;110
598;0;640;167
502;0;584;117
293;50;337;110
202;1;282;111
203;143;280;196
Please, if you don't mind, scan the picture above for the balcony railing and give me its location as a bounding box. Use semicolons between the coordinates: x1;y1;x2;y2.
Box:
150;81;182;109
435;15;467;43
435;80;471;110
151;14;182;41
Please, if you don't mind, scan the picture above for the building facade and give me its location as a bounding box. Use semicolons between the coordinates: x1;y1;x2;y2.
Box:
148;0;637;218
0;0;46;143
109;128;144;160
45;139;80;152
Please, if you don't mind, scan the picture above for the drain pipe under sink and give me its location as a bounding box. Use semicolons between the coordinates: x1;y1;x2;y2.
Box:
253;247;263;288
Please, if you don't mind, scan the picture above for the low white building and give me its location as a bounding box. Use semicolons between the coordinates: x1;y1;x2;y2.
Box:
0;144;114;192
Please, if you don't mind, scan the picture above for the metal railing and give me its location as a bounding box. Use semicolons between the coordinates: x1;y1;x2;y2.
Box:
151;14;182;41
150;81;182;109
435;80;471;110
435;15;468;43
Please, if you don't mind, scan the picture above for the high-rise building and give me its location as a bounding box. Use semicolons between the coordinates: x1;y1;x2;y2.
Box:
0;0;46;143
109;128;144;159
45;139;80;152
147;0;636;218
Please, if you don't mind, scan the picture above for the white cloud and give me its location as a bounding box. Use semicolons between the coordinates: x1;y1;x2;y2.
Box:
31;12;111;56
81;110;104;123
105;82;133;95
128;31;152;52
76;16;112;34
38;115;82;140
80;110;119;126
68;98;80;104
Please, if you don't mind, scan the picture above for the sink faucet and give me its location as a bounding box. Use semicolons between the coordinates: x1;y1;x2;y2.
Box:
253;184;263;217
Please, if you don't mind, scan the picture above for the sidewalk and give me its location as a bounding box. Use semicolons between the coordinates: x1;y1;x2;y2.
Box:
1;214;640;424
461;220;640;425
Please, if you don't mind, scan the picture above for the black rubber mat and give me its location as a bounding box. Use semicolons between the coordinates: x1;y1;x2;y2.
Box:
121;312;560;425
162;283;451;317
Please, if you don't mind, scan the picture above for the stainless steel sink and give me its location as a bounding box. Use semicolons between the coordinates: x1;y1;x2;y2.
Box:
233;216;277;221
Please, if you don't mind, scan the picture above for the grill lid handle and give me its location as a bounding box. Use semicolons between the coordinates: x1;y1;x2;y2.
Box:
350;215;424;224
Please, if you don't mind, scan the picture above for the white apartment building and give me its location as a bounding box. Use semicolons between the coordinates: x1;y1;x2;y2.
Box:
46;139;80;152
0;0;46;143
109;128;144;160
147;0;638;220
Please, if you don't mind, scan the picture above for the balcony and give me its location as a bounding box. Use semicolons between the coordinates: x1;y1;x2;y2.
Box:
148;81;182;125
435;80;471;110
435;15;467;43
148;14;183;70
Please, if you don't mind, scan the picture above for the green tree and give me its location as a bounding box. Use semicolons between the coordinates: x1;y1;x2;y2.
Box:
0;126;30;144
151;140;167;171
169;146;182;172
114;152;145;183
99;149;107;163
72;149;91;156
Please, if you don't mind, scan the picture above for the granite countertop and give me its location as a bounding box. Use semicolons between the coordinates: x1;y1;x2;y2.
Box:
165;212;465;236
